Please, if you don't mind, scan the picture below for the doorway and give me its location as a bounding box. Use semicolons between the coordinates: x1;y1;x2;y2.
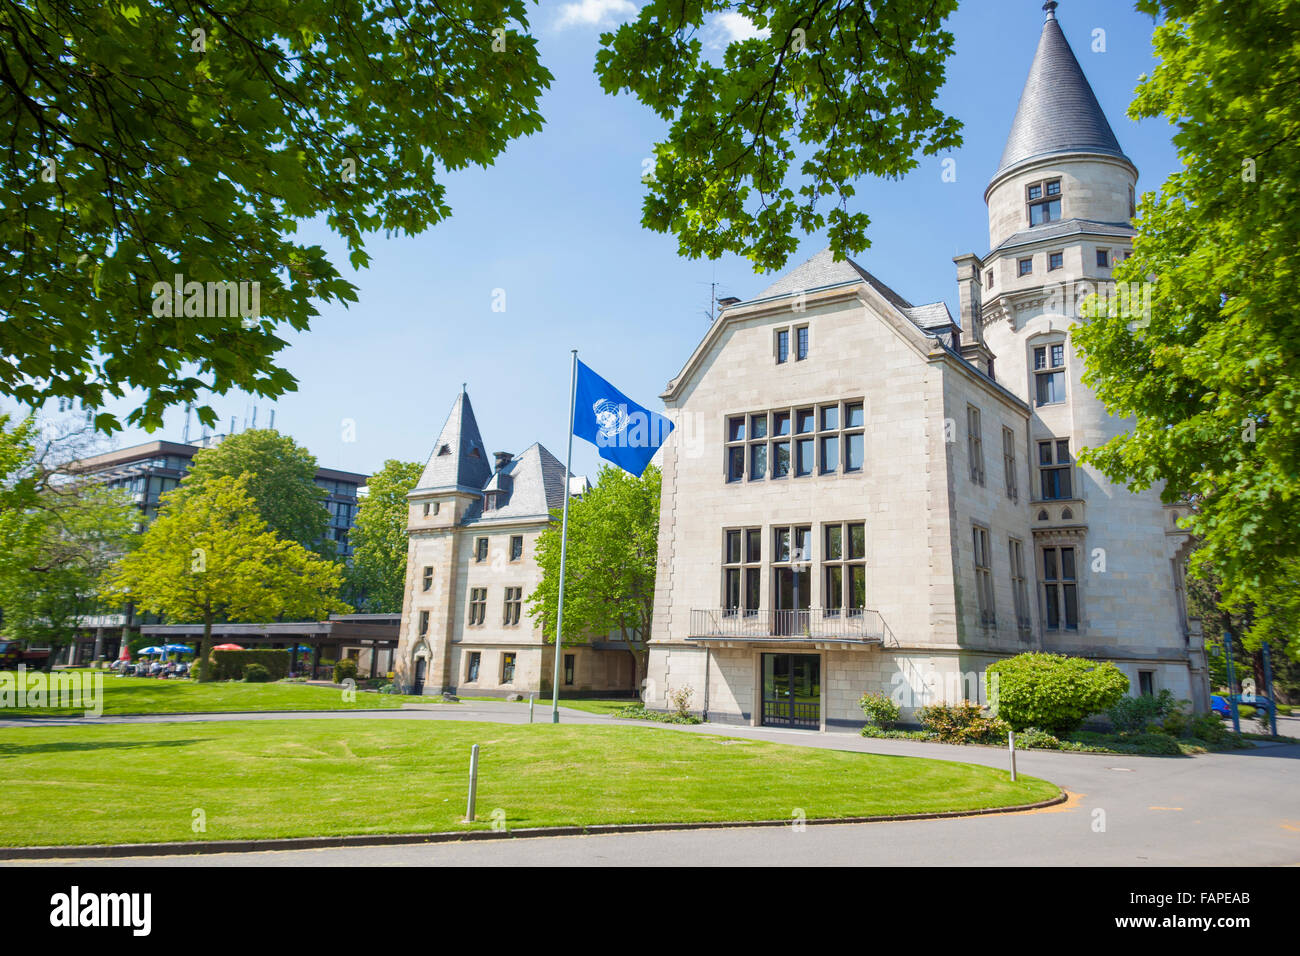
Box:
761;653;820;729
412;658;426;695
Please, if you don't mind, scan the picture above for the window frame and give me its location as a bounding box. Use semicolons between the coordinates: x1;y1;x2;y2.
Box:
467;587;487;626
972;524;996;627
967;404;985;486
1040;545;1079;630
1032;341;1068;407
822;521;867;617
1009;537;1031;630
1026;177;1062;225
502;586;522;626
474;537;489;562
509;535;523;562
1002;426;1018;501
1038;438;1073;500
723;400;865;482
1018;257;1033;277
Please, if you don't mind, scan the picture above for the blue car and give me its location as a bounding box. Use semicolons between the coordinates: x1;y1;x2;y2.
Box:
1210;694;1231;718
1211;694;1274;719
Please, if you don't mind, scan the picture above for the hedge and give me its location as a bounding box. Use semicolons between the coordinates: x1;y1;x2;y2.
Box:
208;649;291;682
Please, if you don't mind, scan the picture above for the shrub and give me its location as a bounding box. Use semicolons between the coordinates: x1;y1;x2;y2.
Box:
987;653;1129;734
667;685;695;718
859;692;901;728
1109;689;1178;732
917;701;1008;744
208;649;290;681
614;703;702;725
1015;727;1062;750
333;658;359;684
1189;711;1231;745
242;662;272;683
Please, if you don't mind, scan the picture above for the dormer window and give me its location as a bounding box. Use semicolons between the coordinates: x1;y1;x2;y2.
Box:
483;492;499;511
1027;178;1061;225
437;444;450;456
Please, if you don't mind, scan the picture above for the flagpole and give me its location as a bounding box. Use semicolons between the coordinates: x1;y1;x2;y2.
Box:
551;349;578;723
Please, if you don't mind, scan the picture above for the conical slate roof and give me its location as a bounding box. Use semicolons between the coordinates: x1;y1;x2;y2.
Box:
992;2;1131;183
415;390;493;492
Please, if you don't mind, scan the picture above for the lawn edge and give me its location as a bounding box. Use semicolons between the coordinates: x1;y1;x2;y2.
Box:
0;790;1066;860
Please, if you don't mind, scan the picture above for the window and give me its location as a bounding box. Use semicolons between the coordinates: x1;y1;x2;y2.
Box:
985;269;994;289
1002;427;1018;501
1033;343;1067;406
795;325;809;361
726;401;864;482
1009;538;1031;630
1048;251;1063;271
564;654;575;686
503;587;522;626
967;405;985;485
1128;185;1136;218
1096;248;1109;268
466;651;481;682
419;610;429;637
509;535;523;562
422;566;434;592
823;522;867;616
475;537;488;562
1138;671;1155;697
776;328;789;364
1027;178;1062;225
1018;257;1033;277
973;526;995;627
723;529;762;615
502;652;515;684
1039;439;1073;500
1041;546;1078;630
468;588;487;626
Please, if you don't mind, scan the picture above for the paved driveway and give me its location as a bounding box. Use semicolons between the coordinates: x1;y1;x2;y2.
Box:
3;703;1298;866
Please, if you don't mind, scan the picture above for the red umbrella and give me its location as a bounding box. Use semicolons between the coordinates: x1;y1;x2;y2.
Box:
212;643;244;651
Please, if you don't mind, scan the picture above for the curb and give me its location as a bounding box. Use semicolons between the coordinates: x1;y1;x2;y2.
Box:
0;791;1067;860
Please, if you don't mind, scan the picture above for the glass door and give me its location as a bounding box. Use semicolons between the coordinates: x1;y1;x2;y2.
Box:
761;653;820;729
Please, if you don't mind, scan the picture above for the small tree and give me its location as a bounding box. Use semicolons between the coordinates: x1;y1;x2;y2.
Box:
986;653;1129;735
104;474;349;681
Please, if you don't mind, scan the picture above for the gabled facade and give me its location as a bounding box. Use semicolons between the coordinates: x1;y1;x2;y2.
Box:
644;2;1207;731
391;390;638;698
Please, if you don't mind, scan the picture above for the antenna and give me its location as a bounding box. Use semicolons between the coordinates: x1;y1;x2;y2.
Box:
182;402;192;444
269;409;275;430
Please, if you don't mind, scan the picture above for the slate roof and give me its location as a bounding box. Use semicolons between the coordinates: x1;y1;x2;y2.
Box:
990;217;1136;255
461;442;579;525
414;391;493;493
992;3;1132;183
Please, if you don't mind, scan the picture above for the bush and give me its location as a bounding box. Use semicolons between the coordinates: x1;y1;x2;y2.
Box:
333;658;358;684
859;692;901;728
208;649;290;681
987;653;1129;734
1015;727;1062;750
1189;711;1231;745
242;663;272;683
667;685;695;718
613;704;702;725
917;701;1009;744
1108;689;1177;733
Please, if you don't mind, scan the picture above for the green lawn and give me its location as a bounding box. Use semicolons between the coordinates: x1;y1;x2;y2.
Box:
0;674;428;717
458;696;636;716
0;720;1059;846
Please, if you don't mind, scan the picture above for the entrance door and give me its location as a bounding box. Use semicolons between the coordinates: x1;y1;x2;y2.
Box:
774;567;811;636
761;653;820;729
412;658;426;695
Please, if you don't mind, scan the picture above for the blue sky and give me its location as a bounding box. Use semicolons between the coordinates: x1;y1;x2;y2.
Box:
97;0;1178;483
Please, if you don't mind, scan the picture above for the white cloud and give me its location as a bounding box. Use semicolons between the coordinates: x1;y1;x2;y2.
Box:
555;0;637;30
711;12;770;45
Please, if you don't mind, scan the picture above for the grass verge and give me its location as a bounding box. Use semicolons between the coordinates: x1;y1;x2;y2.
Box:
0;720;1058;847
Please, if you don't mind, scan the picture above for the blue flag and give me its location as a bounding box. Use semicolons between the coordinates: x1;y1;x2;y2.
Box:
572;359;674;477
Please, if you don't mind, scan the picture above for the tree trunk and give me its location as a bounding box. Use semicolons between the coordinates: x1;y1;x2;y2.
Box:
196;611;214;682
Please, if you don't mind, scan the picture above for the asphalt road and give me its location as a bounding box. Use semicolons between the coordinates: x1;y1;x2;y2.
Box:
3;702;1298;867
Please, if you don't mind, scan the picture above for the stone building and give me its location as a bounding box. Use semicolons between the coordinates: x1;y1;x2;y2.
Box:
644;2;1208;730
391;389;639;697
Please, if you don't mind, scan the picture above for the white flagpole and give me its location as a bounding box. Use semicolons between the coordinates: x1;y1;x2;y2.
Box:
551;349;579;723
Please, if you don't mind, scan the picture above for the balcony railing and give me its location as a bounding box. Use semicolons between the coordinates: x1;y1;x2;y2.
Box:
689;608;892;643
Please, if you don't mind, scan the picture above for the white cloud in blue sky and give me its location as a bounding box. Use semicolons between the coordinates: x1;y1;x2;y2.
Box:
554;0;637;30
709;12;770;47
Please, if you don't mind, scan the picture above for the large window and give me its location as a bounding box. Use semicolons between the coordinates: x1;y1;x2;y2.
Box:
1027;178;1061;225
1034;343;1067;406
509;535;523;561
724;401;865;482
1041;546;1078;630
501;652;516;684
967;405;985;485
422;566;434;592
564;654;575;686
474;537;489;562
419;610;429;637
1002;427;1018;501
723;528;762;616
503;587;522;626
973;526;995;627
1039;439;1073;500
823;522;866;616
796;325;809;361
468;588;486;626
1009;538;1031;630
775;328;789;364
466;652;480;682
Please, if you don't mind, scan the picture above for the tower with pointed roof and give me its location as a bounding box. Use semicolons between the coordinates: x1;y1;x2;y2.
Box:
391;390;637;698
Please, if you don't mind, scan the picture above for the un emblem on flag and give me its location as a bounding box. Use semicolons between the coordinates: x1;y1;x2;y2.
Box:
592;399;630;442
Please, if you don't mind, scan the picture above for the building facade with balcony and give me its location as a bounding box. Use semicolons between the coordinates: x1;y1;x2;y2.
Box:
643;3;1207;731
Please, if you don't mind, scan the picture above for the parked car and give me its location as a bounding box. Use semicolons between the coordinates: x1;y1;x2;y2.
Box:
1210;694;1231;718
0;640;51;670
1211;693;1275;718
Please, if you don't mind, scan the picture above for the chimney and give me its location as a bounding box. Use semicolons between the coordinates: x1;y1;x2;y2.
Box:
493;451;513;472
952;252;984;346
717;296;741;309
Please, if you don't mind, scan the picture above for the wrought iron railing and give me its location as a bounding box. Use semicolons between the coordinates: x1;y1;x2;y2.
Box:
689;608;891;643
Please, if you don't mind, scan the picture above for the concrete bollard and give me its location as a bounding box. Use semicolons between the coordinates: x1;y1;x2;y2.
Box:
465;743;480;821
